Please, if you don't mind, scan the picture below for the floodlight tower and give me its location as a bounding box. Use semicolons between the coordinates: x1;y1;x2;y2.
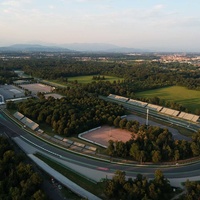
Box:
146;108;149;127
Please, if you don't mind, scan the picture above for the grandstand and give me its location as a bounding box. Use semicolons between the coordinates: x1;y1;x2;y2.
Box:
128;99;148;107
63;138;74;145
146;104;163;112
54;135;64;141
108;94;129;102
192;115;200;123
107;94;116;99
13;111;24;121
172;110;180;117
178;112;200;122
107;94;199;123
21;117;39;131
160;108;180;116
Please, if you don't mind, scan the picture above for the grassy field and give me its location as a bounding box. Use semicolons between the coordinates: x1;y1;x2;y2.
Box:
67;75;124;84
136;86;200;113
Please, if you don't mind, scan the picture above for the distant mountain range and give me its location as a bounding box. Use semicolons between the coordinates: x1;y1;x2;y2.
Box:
60;43;147;53
0;43;148;53
0;44;72;52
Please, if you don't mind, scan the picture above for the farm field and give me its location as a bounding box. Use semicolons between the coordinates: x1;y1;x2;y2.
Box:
136;86;200;113
67;75;124;84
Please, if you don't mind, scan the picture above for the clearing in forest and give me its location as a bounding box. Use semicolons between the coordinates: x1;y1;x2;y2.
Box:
67;75;124;84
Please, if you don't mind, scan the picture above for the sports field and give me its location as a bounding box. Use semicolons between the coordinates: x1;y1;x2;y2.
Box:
136;86;200;112
67;75;124;84
20;83;53;95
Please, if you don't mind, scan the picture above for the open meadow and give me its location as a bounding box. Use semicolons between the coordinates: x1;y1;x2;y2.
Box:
136;86;200;113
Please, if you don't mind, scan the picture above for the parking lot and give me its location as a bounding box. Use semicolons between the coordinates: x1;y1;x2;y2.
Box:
0;85;25;100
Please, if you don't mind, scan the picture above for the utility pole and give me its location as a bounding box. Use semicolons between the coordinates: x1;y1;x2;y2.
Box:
146;108;149;126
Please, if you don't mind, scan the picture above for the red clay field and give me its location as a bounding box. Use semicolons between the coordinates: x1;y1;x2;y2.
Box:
82;126;133;147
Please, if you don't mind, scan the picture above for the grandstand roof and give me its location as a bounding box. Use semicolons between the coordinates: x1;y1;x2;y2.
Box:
128;99;148;107
108;94;129;102
13;112;24;121
21;117;39;130
108;94;116;99
160;108;180;116
172;110;180;116
54;135;64;141
178;112;200;122
191;115;200;122
63;138;74;144
146;104;163;112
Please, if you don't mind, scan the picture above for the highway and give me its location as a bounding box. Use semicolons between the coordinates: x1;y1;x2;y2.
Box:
1;109;200;187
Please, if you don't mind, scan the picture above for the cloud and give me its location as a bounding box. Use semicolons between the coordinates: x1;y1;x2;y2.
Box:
48;5;55;10
1;0;32;7
153;4;165;10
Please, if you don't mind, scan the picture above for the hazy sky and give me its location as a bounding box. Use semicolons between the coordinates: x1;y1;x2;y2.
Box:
0;0;200;51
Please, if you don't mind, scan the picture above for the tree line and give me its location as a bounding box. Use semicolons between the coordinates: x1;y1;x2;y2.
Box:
107;118;200;163
0;136;47;200
104;169;200;200
104;170;172;200
1;57;199;91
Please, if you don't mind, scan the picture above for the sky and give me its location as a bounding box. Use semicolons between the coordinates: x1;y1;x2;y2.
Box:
0;0;200;51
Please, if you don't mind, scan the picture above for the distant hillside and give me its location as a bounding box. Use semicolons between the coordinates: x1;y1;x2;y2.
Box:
61;43;148;53
0;44;73;52
0;43;149;53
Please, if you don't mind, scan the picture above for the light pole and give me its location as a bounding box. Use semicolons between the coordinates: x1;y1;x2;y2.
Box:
146;108;149;127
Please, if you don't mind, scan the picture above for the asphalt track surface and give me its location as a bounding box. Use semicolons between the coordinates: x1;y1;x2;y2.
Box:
1;110;200;187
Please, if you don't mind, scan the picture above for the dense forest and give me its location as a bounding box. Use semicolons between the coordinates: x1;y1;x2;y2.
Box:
179;180;200;200
1;56;199;115
104;170;200;200
0;56;199;91
107;123;200;162
15;92;125;136
104;170;172;200
0;136;47;200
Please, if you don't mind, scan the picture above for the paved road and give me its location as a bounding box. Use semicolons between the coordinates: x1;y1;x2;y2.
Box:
1;110;200;189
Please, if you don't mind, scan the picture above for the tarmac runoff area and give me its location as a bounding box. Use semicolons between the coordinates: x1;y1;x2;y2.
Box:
13;137;101;200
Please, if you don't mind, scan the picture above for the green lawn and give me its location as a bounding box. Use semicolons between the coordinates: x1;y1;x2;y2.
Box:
68;75;124;84
136;86;200;113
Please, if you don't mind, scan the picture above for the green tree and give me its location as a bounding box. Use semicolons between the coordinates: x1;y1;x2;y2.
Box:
174;149;180;161
107;140;115;156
